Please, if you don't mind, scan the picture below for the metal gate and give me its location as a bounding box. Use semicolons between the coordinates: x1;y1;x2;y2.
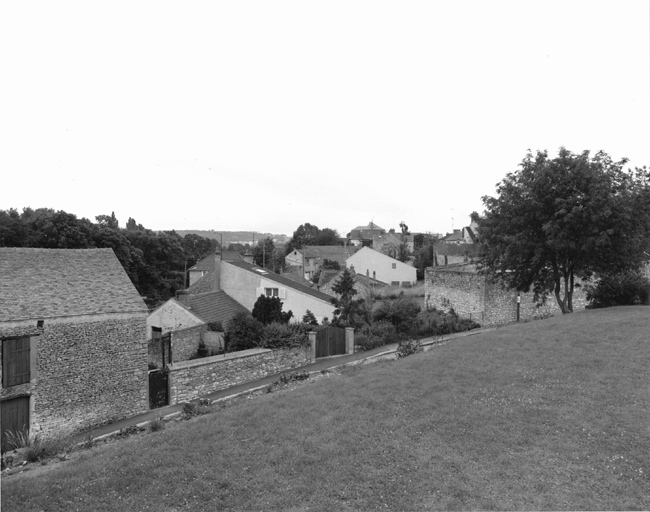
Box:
316;326;346;358
148;369;169;409
1;396;29;453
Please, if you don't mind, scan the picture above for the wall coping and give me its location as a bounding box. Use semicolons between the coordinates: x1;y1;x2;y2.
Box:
167;347;273;371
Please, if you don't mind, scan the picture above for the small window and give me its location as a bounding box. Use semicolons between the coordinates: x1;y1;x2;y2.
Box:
391;281;400;286
152;326;162;340
265;288;279;297
2;337;31;387
392;263;397;269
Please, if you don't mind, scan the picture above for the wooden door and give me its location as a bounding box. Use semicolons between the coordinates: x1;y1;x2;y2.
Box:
1;396;30;453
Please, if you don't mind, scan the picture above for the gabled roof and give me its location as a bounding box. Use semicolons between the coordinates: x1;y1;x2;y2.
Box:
441;230;464;242
188;290;248;324
347;246;413;267
0;247;147;322
351;222;384;232
188;253;216;272
225;261;333;303
189;252;244;272
433;243;480;257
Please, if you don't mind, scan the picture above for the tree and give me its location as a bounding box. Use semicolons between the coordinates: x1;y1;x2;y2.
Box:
480;148;650;313
330;268;369;327
95;212;119;229
285;223;341;254
302;309;319;326
252;295;293;324
252;237;283;272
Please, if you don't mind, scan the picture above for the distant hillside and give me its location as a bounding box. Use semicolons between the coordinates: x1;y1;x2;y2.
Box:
174;230;290;246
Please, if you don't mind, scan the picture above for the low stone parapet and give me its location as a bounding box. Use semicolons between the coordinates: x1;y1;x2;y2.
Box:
166;346;311;404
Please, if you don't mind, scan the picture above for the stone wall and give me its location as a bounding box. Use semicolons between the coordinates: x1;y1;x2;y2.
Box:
1;313;149;439
424;268;485;319
167;346;311;404
172;324;209;362
425;267;588;327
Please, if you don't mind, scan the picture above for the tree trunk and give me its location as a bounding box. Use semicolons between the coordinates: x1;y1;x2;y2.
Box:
552;262;571;314
567;269;574;312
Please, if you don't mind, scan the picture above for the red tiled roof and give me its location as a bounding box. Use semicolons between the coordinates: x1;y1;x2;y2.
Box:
0;247;147;322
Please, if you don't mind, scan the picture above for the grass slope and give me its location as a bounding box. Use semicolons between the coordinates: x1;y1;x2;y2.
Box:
3;306;649;511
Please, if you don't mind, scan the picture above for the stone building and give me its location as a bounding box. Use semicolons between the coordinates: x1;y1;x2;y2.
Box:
0;248;149;450
424;263;587;326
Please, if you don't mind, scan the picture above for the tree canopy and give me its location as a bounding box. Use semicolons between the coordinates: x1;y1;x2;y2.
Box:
0;208;218;308
284;223;340;254
479;148;650;313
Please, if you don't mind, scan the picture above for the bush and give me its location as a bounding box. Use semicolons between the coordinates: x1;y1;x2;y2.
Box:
415;308;480;337
396;338;422;359
5;432;74;463
355;321;399;351
372;295;421;334
207;321;223;332
224;312;264;352
586;270;650;308
148;418;165;432
302;309;319;325
252;295;293;324
259;322;311;349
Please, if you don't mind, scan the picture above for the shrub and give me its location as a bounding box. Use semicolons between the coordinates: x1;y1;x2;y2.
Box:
224;312;264;352
259;322;310;349
252;295;293;324
182;401;211;418
148;418;165;432
372;295;421;334
415;308;480;337
396;338;422;359
5;432;75;463
302;309;319;325
355;321;399;351
586;270;650;308
207;321;223;332
196;340;209;358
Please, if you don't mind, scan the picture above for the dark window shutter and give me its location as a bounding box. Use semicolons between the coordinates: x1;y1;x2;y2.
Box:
2;337;31;387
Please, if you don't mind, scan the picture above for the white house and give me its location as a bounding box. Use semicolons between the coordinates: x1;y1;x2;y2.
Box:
220;261;335;323
345;247;417;286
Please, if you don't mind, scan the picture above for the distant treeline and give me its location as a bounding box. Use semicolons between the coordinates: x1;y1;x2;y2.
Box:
0;208;218;309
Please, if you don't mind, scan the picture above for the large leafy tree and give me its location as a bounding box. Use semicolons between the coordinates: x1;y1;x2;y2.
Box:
480;148;650;313
284;223;341;254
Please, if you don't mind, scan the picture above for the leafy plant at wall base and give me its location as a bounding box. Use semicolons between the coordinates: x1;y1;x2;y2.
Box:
397;339;422;359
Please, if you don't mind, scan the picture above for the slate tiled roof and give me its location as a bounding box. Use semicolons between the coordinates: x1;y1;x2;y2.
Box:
433;243;480;257
188;291;248;325
188;253;216;272
225;261;333;303
0;247;147;322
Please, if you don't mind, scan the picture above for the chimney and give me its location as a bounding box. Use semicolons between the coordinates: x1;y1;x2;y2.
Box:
213;252;221;291
176;290;192;307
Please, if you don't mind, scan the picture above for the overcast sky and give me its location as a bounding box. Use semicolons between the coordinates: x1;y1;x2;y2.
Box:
2;1;648;237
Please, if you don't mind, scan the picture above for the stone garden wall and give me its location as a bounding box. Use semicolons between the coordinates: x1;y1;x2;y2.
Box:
425;267;588;326
167;346;311;404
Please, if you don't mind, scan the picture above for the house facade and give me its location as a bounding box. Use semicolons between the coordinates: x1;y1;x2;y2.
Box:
345;247;417;286
220;261;335;323
424;263;587;326
0;248;149;449
285;245;357;280
372;232;414;258
348;222;386;247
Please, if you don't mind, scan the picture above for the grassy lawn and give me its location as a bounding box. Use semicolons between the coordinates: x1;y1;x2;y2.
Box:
3;306;649;511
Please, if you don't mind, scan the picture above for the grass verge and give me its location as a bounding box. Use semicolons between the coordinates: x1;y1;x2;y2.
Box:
2;306;649;511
